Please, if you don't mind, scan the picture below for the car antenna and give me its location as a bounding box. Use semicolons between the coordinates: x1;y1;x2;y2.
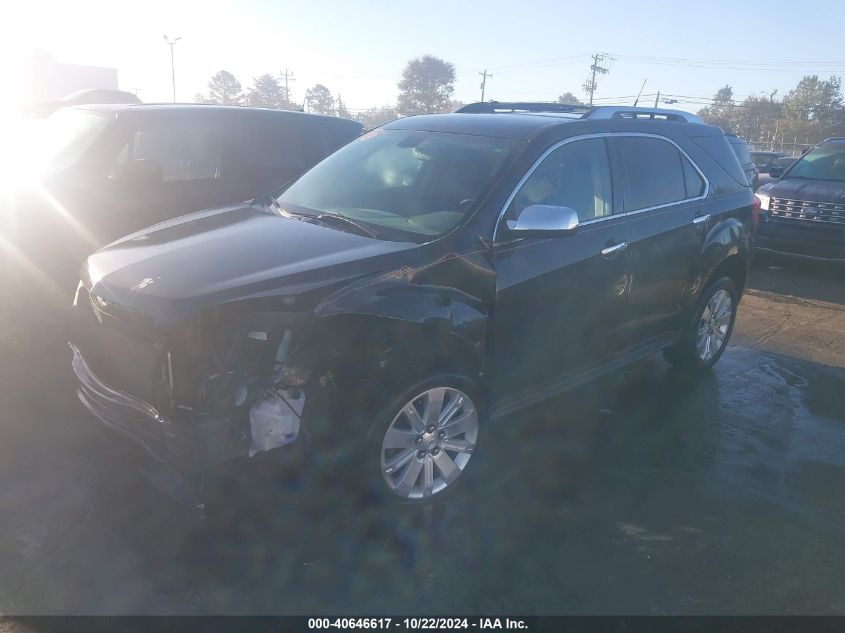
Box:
633;78;647;107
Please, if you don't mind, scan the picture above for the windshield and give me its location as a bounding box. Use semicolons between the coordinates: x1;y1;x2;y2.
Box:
785;145;845;181
277;129;518;240
31;108;112;176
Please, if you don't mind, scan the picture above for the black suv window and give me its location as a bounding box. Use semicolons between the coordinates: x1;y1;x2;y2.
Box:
729;138;753;167
617;137;696;210
237;117;315;171
112;118;224;182
682;156;706;198
510;137;614;222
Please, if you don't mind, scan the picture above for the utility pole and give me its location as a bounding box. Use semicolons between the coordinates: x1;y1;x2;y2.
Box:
280;68;296;105
654;91;660;108
479;69;493;102
583;53;610;107
163;35;181;102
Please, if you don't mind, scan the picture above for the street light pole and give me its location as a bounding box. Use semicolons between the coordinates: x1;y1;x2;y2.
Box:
163;35;182;102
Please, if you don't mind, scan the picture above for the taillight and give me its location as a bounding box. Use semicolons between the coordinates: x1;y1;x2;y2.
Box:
751;195;761;231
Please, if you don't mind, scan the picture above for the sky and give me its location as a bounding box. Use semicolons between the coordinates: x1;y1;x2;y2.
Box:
3;0;845;114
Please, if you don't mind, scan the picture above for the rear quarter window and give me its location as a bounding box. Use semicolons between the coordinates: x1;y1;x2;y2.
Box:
691;134;750;188
729;139;753;167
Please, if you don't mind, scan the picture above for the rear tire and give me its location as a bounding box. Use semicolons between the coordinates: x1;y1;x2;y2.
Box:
664;277;738;371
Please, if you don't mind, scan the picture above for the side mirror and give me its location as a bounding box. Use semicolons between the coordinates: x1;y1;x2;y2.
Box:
505;204;579;238
769;166;784;179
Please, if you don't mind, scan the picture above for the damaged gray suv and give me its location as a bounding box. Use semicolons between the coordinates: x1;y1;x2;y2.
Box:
71;103;755;503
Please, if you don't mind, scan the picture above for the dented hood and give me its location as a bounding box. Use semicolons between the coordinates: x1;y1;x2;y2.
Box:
84;204;416;325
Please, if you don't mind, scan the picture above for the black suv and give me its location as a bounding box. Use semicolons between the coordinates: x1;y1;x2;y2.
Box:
756;137;845;263
70;103;754;503
1;104;362;348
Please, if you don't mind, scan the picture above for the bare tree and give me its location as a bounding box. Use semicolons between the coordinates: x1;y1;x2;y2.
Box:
397;55;455;116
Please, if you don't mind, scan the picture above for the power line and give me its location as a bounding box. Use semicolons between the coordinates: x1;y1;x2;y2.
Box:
487;53;589;74
610;54;845;74
611;53;845;67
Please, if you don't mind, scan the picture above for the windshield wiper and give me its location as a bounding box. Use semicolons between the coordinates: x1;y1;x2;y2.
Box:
272;201;378;238
312;212;378;238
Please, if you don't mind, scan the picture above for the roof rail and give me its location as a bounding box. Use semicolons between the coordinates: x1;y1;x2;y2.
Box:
583;106;702;123
455;101;591;115
455;101;703;123
822;136;845;143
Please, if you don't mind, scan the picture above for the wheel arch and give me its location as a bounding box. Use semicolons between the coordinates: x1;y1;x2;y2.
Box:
703;252;747;296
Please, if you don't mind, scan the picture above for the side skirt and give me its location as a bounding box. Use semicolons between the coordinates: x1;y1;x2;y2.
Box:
489;334;677;420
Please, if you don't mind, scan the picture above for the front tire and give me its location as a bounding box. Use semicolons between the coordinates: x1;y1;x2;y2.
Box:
664;277;738;370
365;374;483;503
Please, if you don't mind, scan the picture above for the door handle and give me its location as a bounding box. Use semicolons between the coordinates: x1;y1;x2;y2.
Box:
600;241;628;257
692;213;710;225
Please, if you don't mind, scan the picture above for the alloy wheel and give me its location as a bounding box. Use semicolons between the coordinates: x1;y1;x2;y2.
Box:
380;387;479;500
697;289;733;362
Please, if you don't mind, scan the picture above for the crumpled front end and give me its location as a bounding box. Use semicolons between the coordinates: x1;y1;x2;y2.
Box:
70;282;314;471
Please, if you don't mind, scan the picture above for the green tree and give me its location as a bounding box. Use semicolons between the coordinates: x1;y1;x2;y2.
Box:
336;94;351;118
698;85;735;132
557;92;583;105
781;75;844;143
199;70;244;105
397;55;455;115
356;105;399;129
304;84;335;115
733;94;780;143
247;74;288;108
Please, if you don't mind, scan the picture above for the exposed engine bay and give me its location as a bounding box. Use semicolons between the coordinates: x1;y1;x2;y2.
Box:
72;285;327;465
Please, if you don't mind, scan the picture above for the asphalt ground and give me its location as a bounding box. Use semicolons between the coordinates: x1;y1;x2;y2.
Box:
1;256;844;615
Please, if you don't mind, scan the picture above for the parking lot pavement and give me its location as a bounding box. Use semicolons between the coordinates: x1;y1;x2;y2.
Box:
736;261;845;367
1;260;845;616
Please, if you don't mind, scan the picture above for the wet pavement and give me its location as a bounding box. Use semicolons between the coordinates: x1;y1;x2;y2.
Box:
1;259;844;615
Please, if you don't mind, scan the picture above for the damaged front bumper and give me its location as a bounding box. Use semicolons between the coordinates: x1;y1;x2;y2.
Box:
71;343;305;472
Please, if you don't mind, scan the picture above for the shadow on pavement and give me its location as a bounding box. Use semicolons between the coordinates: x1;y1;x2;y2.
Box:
750;257;845;306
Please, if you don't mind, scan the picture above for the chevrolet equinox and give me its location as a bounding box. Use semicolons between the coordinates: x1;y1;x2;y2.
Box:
70;102;756;503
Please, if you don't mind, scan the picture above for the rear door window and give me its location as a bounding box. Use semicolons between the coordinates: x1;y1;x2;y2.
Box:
616;137;688;210
226;115;323;193
236;116;316;171
682;156;706;198
110;116;224;182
